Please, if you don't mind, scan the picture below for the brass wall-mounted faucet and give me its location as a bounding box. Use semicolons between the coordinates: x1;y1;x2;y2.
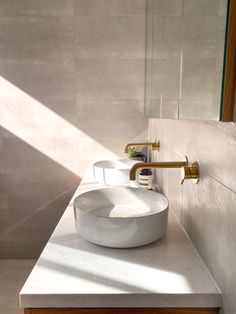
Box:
124;141;160;153
129;157;199;184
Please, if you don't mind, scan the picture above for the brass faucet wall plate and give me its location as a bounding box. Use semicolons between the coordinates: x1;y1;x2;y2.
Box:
181;161;199;184
191;161;200;184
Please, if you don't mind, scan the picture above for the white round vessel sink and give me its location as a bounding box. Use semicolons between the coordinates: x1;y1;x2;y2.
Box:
73;187;169;248
93;159;139;186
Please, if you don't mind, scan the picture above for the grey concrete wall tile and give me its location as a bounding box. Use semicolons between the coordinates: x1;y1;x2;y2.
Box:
0;128;4;174
0;241;45;258
147;98;179;119
0;175;9;234
151;58;180;99
2;137;81;175
183;16;218;42
0;260;35;303
152;0;183;16
219;0;228;16
161;99;179;119
0;0;73;16
14;77;75;101
162;0;183;16
0;60;76;111
153;16;182;57
75;117;148;139
76;58;145;100
179;99;220;120
182;16;218;59
0;17;74;58
145;98;161;118
183;0;219;16
149;118;236;314
74;0;146;16
149;118;236;196
182;175;236;314
41;99;77;124
0;59;75;80
0;2;147;259
6;173;79;213
217;15;228;58
182;40;218;58
76;100;145;119
75;16;145;58
182;58;216;99
158;148;183;222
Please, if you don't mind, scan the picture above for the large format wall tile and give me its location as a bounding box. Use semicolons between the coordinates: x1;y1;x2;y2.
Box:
76;100;145;119
149;119;236;192
152;0;183;16
0;241;46;259
0;175;8;234
0;0;73;16
0;17;74;58
0;59;75;80
0;129;4;174
152;16;182;58
149;117;236;314
0;2;147;258
75;16;145;58
182;58;216;99
75;117;148;139
151;58;180;99
182;175;236;314
183;0;219;16
74;0;146;16
182;16;218;58
2;137;79;175
76;58;145;100
179;99;220;120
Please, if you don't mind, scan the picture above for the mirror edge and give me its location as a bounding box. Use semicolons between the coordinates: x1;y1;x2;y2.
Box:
221;0;236;122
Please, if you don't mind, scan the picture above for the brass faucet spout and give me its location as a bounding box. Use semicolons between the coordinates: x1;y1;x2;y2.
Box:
129;161;188;181
125;142;160;153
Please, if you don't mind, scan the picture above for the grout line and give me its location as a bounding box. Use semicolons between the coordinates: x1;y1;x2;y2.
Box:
160;143;236;194
0;14;147;18
171;207;222;294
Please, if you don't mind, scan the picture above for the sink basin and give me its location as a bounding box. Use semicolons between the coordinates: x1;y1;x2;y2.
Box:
93;159;139;186
73;187;169;248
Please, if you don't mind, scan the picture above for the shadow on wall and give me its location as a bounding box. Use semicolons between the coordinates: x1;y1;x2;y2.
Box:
0;74;128;258
0;0;147;259
0;73;146;258
0;127;81;259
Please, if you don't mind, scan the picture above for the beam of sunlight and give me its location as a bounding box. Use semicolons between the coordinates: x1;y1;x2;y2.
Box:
0;77;118;176
38;243;192;293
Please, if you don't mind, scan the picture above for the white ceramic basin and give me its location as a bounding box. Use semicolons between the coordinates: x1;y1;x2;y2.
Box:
93;159;139;186
73;187;169;248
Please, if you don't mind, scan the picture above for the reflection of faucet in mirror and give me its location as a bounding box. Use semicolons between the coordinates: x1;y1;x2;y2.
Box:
125;141;160;154
129;157;199;184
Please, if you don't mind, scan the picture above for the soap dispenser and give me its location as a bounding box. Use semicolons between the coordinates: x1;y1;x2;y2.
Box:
138;168;153;190
138;145;153;190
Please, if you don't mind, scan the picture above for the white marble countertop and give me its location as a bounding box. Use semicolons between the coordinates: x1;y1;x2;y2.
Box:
20;170;221;308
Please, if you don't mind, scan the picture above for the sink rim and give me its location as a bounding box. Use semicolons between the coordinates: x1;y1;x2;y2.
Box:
73;186;169;220
93;159;139;170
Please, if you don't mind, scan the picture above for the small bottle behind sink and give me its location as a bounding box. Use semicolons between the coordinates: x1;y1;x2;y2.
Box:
138;168;153;190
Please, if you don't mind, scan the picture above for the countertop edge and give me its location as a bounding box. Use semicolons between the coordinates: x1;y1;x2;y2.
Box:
20;293;222;308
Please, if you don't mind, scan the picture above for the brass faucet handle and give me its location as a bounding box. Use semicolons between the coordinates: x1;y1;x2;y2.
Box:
181;162;199;185
152;141;160;151
124;141;160;153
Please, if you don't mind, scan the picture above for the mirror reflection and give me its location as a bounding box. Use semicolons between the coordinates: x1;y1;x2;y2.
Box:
145;0;228;120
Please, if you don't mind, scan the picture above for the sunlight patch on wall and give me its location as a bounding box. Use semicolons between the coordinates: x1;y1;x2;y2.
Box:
0;77;118;176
